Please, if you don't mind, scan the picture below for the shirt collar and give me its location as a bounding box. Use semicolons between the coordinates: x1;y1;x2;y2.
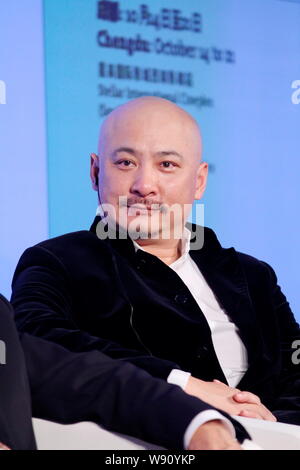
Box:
95;205;191;265
132;226;191;268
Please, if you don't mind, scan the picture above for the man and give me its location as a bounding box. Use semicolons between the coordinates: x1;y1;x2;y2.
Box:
11;97;300;428
0;292;248;450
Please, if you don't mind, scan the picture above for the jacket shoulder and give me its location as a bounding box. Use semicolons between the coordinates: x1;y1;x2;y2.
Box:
235;250;278;287
34;230;97;249
24;230;106;258
192;222;278;283
13;230;105;279
236;250;274;271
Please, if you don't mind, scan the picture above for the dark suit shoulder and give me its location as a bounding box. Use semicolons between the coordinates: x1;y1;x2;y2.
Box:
21;229;108;261
236;250;274;272
35;230;97;249
197;222;278;285
235;250;278;287
12;229;111;285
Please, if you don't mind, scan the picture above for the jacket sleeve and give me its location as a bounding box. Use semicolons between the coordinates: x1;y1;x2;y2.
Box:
0;294;36;450
11;245;181;380
261;261;300;422
20;332;250;449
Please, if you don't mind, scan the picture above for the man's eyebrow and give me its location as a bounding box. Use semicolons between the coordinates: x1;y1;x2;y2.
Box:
110;148;184;160
110;147;137;158
155;151;183;160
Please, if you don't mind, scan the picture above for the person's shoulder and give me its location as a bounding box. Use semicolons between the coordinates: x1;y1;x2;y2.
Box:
235;248;271;270
13;228;108;276
18;229;105;265
235;250;277;283
32;216;105;252
34;229;96;250
189;222;276;279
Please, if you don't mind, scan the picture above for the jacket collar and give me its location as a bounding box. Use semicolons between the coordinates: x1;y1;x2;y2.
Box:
90;215;136;260
89;216;223;260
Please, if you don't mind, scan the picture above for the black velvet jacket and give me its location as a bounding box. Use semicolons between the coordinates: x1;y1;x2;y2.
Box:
11;217;300;424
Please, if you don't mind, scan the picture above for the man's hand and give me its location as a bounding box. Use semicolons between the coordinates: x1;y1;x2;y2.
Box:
0;442;10;450
185;377;276;421
188;420;242;450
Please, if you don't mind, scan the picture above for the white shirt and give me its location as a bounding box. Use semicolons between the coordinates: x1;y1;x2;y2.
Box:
131;226;249;448
168;227;248;388
132;226;248;388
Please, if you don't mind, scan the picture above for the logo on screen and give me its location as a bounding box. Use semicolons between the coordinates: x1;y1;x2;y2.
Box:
98;1;119;22
291;80;300;105
0;80;6;105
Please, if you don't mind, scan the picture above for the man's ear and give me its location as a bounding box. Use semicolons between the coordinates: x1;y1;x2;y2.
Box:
90;153;99;191
194;161;208;200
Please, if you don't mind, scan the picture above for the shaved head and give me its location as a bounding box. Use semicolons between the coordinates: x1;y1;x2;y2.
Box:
98;96;202;166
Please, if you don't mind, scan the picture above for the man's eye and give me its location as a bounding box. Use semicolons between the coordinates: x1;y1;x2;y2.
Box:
115;160;134;167
161;161;176;169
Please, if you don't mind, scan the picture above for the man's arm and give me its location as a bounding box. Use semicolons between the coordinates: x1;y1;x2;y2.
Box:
261;261;300;423
1;292;249;449
21;331;249;449
0;294;36;449
11;244;181;379
182;259;300;423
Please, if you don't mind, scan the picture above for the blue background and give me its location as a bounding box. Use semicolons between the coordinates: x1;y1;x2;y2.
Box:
0;0;48;299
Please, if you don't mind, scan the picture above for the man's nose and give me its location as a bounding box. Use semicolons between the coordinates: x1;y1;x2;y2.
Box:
130;167;158;197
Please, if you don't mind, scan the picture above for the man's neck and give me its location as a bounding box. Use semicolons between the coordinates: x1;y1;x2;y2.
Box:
133;237;182;265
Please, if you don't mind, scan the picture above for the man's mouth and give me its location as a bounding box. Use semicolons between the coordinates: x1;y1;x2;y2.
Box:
127;204;160;213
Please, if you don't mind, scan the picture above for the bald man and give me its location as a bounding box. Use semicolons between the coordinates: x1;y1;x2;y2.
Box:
11;97;300;445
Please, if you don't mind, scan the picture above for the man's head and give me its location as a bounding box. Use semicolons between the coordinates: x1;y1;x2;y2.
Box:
90;96;208;241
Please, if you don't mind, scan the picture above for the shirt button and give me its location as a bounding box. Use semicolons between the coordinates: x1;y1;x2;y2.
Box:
174;294;188;304
136;258;146;270
196;346;209;359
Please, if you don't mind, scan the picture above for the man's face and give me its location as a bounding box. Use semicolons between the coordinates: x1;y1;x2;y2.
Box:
92;100;207;240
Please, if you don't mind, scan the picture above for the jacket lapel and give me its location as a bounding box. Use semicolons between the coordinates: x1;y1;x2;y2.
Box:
90;215;136;261
189;227;265;370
